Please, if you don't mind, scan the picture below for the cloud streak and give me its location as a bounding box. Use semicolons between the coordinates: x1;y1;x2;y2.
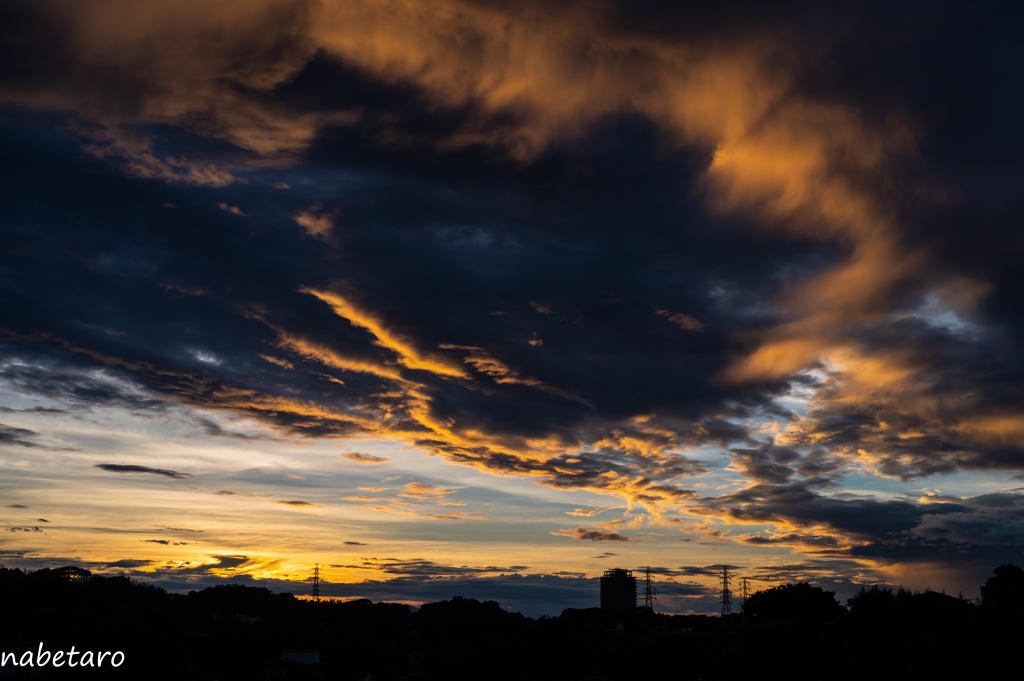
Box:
551;527;633;542
94;464;193;479
340;451;391;464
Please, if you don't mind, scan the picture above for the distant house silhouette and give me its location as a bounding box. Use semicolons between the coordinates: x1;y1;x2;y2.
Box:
600;569;636;615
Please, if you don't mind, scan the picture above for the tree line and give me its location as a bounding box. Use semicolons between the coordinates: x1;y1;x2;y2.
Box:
1;563;1022;679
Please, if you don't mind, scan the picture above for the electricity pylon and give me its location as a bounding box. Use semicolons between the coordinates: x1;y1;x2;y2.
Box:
721;566;732;616
643;566;657;614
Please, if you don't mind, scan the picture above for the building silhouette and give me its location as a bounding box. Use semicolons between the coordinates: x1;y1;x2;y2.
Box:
600;569;637;615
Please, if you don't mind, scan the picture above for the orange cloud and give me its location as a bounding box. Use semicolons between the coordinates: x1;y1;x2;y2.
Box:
273;329;406;382
217;203;247;216
304;288;467;378
259;354;294;369
566;507;617;517
294;203;338;238
396;482;457;500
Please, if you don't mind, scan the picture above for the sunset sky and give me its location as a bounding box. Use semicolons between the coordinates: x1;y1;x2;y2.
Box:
2;1;1023;617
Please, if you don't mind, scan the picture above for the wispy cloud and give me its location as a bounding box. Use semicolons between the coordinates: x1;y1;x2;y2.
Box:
293;203;338;238
216;203;247;217
397;482;457;500
566;507;617;517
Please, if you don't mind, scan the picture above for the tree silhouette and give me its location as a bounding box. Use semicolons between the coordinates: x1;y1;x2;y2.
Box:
982;563;1024;613
54;565;93;582
847;584;897;620
743;582;845;626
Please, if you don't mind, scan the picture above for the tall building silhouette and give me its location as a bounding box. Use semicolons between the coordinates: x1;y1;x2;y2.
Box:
600;569;637;615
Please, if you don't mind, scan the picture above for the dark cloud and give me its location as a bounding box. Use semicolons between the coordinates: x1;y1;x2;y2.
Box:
5;504;27;509
155;555;264;575
0;361;170;416
276;500;320;507
672;566;728;577
340;451;391;464
343;541;368;546
95;463;193;480
697;482;1024;569
331;559;528;577
0;0;1022;585
0;422;71;450
0;406;66;414
157;527;204;533
695;480;962;541
195;418;266;440
728;445;805;486
106;559;154;569
743;560;882;589
551;527;633;542
740;533;842;548
0;552;181;579
842;493;1024;568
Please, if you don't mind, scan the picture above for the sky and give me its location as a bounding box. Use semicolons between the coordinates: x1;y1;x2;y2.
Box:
1;0;1023;618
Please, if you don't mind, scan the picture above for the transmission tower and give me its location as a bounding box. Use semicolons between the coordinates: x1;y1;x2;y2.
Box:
741;577;751;605
643;566;657;614
311;564;321;601
720;566;732;616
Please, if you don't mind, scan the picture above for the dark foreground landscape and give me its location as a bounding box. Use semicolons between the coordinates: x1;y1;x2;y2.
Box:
3;564;1024;679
